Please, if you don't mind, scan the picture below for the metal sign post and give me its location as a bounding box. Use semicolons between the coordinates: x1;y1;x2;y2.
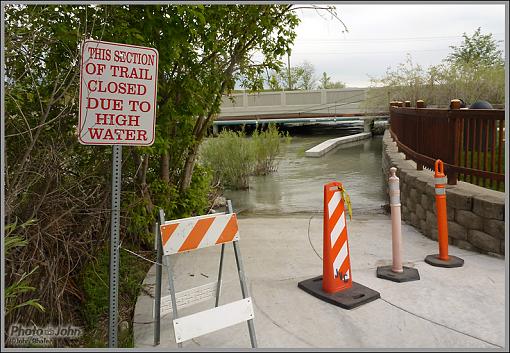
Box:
108;145;122;347
153;221;162;346
78;39;158;348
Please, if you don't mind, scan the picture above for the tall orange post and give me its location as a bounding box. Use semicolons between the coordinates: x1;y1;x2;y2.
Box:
425;160;464;268
298;181;380;309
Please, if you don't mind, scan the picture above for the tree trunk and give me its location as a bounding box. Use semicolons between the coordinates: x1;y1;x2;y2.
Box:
179;144;198;192
160;152;170;184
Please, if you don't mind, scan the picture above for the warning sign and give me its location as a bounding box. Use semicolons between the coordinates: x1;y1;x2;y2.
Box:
78;39;158;146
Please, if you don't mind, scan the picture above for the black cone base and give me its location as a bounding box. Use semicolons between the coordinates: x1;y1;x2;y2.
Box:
298;275;380;309
424;254;464;268
376;265;420;282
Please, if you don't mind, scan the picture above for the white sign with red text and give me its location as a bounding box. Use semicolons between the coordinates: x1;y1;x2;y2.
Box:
78;39;158;146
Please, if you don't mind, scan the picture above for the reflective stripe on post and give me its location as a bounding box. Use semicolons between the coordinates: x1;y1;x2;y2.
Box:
434;177;447;186
389;180;401;206
435;188;446;195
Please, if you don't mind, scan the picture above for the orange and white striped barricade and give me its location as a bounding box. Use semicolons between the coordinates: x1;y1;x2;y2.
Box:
298;182;380;309
425;160;464;268
153;200;257;348
377;167;420;282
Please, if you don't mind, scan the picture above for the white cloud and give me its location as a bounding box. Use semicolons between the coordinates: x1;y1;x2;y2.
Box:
289;4;506;87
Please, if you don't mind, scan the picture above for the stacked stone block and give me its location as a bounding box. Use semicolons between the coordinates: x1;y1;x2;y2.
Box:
382;130;505;256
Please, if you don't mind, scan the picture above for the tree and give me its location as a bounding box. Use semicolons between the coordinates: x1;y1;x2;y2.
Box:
364;39;505;113
268;73;282;90
5;4;114;327
4;4;350;335
318;72;346;89
318;72;331;89
267;60;317;90
293;60;317;90
446;27;504;67
4;3;300;329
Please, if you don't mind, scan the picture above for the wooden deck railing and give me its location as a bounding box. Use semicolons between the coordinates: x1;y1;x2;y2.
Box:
389;101;505;191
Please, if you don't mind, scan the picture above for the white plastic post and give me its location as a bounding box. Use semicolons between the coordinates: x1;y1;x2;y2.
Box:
389;167;403;273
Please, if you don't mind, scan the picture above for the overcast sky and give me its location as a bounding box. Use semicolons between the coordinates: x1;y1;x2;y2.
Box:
289;4;506;88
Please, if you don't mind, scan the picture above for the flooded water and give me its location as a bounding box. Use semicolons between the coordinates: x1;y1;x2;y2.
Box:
224;125;387;216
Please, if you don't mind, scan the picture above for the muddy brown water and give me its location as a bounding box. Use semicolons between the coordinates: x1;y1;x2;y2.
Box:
224;125;387;216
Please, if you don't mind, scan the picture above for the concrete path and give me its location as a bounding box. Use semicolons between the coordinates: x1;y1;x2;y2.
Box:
133;212;506;349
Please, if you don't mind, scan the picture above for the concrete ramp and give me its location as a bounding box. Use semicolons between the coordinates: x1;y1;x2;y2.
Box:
305;132;371;157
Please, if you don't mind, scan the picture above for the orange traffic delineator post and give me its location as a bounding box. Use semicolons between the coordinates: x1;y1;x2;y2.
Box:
298;182;380;309
377;167;420;282
424;160;464;268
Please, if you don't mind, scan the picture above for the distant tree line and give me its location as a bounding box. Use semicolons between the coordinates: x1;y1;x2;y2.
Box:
266;60;346;91
364;27;505;111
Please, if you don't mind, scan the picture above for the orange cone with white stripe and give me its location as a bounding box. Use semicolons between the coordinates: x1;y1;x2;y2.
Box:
298;181;380;309
323;182;352;293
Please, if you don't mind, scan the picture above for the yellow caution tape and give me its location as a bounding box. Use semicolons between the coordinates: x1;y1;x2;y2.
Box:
338;185;353;220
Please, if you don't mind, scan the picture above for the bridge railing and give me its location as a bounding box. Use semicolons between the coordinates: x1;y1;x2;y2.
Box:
389;101;505;191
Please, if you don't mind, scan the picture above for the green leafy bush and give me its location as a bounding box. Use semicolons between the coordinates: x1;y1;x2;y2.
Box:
4;219;45;320
200;129;255;189
252;124;291;175
79;244;151;347
199;125;290;189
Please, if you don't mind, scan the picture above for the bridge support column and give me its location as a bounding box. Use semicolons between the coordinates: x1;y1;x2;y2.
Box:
363;118;374;134
243;92;248;108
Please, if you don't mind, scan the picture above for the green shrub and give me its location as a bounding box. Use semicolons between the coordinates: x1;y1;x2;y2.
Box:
79;244;152;347
252;124;291;175
200;129;256;189
199;125;290;189
4;219;45;321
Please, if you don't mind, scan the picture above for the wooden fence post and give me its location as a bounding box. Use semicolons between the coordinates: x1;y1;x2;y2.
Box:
414;100;424;170
447;99;460;185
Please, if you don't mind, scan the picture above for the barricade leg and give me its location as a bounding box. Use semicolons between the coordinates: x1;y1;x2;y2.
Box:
215;244;225;307
298;182;380;309
159;209;183;347
377;167;420;282
163;255;182;347
214;202;232;307
233;241;258;348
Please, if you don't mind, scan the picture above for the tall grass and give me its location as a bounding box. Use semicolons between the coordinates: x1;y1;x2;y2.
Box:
199;125;290;189
252;124;291;175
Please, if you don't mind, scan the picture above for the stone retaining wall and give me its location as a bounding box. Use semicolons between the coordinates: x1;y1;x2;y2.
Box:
382;130;505;256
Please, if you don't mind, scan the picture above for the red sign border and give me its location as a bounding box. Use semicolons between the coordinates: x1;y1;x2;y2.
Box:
78;39;159;146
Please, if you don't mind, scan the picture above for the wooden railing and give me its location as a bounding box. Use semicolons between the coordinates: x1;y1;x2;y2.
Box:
389;101;505;191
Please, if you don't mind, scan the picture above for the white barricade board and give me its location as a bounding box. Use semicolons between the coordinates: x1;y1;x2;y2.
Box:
173;297;255;343
153;281;219;318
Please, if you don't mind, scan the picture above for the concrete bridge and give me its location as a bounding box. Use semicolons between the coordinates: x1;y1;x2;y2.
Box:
216;88;388;127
